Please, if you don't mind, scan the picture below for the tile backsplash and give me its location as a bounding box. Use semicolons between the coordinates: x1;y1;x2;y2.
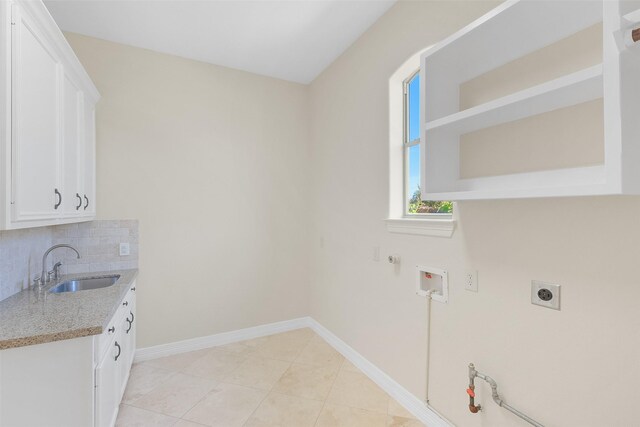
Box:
52;220;139;275
0;227;53;301
0;220;138;302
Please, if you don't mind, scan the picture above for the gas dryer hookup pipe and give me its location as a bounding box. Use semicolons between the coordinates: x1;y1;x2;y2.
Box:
467;363;544;427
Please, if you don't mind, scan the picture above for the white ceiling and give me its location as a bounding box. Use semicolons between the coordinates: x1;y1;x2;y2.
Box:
44;0;396;84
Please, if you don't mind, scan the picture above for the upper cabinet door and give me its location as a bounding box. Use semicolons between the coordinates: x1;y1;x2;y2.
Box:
82;100;96;216
11;3;62;222
61;73;84;216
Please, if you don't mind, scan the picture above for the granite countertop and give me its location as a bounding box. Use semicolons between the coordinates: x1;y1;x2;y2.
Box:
0;269;138;350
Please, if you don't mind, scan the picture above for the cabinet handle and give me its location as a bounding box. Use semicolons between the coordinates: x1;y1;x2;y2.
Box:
131;286;136;291
84;195;89;210
114;341;121;361
75;193;82;210
129;311;134;323
123;301;128;306
108;326;115;334
126;319;132;334
54;189;61;209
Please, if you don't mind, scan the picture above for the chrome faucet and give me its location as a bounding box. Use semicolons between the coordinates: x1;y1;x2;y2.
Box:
40;244;80;285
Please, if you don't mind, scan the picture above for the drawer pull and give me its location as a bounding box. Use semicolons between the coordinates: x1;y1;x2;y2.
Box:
114;341;121;361
131;286;136;291
54;189;61;209
123;301;129;306
129;311;134;323
126;319;132;334
108;326;115;334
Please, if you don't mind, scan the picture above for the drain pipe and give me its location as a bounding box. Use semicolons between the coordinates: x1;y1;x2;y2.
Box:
468;363;544;427
425;290;433;403
422;290;450;423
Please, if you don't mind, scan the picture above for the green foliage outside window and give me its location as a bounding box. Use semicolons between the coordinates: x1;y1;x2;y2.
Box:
408;188;452;214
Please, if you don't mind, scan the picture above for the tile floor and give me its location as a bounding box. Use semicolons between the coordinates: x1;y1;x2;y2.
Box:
116;328;425;427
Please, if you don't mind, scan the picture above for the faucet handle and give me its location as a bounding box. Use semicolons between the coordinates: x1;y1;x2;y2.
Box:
46;270;55;282
33;276;43;288
53;262;63;280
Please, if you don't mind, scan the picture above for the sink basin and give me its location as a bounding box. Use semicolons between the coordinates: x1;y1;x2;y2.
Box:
49;275;120;293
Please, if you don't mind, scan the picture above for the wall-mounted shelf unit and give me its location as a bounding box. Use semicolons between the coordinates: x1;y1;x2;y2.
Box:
420;0;640;200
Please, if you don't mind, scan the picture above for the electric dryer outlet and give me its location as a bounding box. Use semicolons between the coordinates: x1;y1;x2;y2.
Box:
531;280;561;310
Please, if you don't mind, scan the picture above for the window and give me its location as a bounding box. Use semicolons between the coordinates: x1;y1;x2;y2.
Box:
403;71;452;216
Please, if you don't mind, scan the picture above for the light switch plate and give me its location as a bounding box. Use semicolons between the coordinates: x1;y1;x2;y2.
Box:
531;280;560;310
119;243;130;257
372;246;380;262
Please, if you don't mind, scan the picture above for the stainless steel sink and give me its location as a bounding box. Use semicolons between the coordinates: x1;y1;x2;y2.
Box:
49;275;121;293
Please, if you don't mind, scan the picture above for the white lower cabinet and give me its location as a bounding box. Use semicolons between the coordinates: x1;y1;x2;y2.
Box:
95;288;136;427
0;282;137;427
95;340;121;427
96;286;137;427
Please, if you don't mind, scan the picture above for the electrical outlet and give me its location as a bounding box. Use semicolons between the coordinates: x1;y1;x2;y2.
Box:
119;243;130;257
464;270;478;292
531;281;560;310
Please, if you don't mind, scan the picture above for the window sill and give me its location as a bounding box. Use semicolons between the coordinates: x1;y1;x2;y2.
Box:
385;217;455;238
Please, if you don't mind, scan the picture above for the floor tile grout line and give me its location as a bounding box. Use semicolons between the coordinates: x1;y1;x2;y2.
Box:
173;380;220;423
176;419;208;427
240;330;318;426
135;331;311;424
311;356;346;426
240;331;298;426
123;366;178;406
122;329;400;426
121;403;180;422
239;363;293;426
131;348;244;422
127;379;213;421
179;340;273;425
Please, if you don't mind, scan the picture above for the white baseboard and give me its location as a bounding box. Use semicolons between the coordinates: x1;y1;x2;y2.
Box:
134;317;310;362
306;318;453;427
135;316;452;427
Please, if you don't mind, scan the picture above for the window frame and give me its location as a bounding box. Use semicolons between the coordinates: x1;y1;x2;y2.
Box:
402;69;452;219
402;69;421;216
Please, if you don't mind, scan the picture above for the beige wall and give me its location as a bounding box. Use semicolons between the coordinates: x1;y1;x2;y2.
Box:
65;2;640;426
309;1;638;427
65;33;311;348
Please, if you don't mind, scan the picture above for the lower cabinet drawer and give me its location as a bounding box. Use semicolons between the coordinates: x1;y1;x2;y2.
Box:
96;320;118;364
94;281;137;427
96;285;136;363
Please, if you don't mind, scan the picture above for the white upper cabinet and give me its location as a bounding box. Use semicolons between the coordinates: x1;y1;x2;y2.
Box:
420;0;640;200
61;73;84;217
0;0;100;229
11;3;61;222
83;101;96;216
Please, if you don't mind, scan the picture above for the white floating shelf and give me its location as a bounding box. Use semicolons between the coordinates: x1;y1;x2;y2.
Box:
422;165;611;201
419;0;640;201
425;65;603;135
